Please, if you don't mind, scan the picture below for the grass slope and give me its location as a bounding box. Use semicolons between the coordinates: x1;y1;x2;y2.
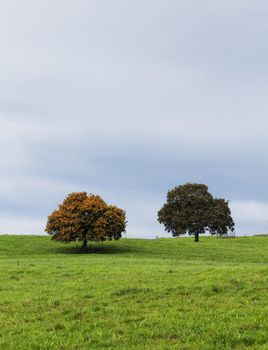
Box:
0;235;268;350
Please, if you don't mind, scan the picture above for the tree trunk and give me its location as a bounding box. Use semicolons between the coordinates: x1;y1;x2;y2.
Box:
194;232;199;242
81;238;88;251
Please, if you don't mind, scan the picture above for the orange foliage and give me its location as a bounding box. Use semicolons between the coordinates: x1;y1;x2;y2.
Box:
45;192;126;246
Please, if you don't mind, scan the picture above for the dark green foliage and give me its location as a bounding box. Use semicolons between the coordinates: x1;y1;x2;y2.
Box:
158;183;234;241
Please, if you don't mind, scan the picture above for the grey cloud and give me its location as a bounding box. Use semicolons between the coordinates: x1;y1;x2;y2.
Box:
0;0;268;236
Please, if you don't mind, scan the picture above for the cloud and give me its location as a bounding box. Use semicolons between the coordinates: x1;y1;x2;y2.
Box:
0;212;45;235
0;0;268;237
231;201;268;223
230;201;268;235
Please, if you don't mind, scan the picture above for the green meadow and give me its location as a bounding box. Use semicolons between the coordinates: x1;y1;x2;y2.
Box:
0;235;268;350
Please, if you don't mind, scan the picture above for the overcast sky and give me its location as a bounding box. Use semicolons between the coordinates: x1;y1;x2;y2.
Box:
1;0;268;238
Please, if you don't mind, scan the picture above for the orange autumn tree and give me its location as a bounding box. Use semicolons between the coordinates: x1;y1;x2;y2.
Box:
45;192;127;250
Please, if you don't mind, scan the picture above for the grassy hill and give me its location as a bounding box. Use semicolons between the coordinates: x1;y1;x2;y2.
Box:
0;235;268;349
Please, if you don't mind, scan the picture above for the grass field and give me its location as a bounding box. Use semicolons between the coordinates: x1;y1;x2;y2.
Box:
0;235;268;350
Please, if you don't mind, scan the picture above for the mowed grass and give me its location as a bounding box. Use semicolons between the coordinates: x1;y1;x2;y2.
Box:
0;235;268;350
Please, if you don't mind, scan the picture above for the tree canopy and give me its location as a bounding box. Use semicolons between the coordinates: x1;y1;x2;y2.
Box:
158;183;234;242
45;192;126;250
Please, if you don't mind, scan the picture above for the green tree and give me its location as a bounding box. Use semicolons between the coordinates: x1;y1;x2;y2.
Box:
45;192;127;250
158;183;234;242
